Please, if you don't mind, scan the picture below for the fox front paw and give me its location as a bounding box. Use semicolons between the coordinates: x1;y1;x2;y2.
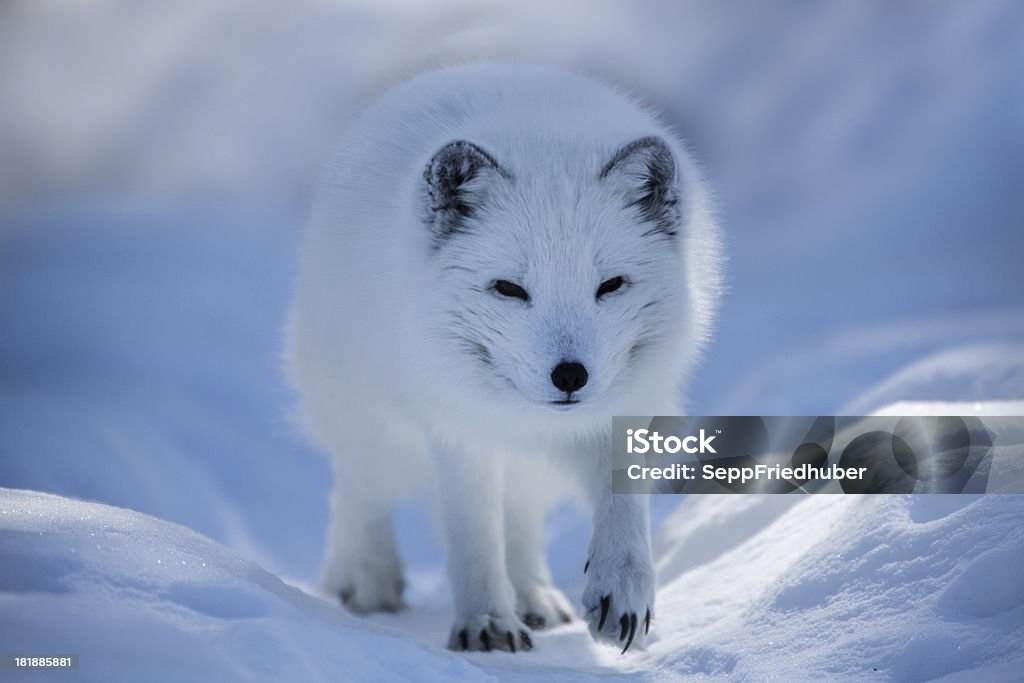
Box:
447;612;534;653
582;553;654;653
515;583;574;630
323;564;406;614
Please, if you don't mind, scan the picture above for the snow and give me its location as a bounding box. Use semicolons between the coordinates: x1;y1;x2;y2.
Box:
842;347;1024;415
2;0;1023;680
871;402;1024;418
653;493;1024;680
4;474;1023;681
0;488;488;683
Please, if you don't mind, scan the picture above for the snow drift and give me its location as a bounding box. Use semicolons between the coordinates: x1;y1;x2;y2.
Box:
3;476;1023;681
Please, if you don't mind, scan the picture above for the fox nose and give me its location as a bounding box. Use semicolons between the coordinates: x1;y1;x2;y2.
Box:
551;361;588;393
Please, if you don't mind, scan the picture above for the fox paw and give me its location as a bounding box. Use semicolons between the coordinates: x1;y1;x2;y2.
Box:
582;552;654;653
447;612;534;653
324;564;406;614
515;583;574;629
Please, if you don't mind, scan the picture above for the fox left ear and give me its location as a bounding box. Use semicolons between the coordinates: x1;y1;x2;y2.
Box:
600;136;680;237
423;140;509;248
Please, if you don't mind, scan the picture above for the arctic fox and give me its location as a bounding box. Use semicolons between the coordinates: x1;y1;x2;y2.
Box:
286;64;721;653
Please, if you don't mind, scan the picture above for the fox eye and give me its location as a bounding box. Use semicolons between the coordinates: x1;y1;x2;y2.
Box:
596;276;626;299
492;279;530;301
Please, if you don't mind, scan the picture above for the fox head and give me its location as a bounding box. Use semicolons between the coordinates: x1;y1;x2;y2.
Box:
419;134;710;428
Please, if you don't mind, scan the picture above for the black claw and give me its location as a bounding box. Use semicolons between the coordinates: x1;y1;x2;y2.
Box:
458;628;469;651
645;608;651;635
559;610;572;624
621;613;638;654
339;587;353;605
519;630;534;651
584;559;590;574
480;628;491;652
507;631;516;653
598;595;610;630
619;613;629;641
523;613;545;630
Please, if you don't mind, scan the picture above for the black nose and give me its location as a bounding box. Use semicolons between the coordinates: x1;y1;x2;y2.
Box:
551;361;588;393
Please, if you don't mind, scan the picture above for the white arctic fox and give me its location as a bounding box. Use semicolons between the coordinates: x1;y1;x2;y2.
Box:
286;64;721;653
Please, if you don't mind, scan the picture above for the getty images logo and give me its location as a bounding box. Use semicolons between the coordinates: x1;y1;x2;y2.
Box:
626;428;717;454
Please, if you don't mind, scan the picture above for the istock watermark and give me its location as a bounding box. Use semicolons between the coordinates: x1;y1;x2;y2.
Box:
612;416;1024;494
626;428;717;454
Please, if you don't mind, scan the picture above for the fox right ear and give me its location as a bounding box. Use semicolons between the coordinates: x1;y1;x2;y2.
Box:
601;136;681;238
423;140;509;247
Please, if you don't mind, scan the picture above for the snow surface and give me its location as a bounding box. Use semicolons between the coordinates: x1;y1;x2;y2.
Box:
2;0;1023;680
4;475;1024;682
0;488;488;683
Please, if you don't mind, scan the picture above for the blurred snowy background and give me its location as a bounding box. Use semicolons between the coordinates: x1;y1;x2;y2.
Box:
1;1;1023;680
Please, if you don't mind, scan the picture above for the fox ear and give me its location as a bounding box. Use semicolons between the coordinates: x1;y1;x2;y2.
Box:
423;140;509;247
600;136;680;237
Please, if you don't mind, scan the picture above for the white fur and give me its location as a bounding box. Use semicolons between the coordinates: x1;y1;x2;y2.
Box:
286;64;722;652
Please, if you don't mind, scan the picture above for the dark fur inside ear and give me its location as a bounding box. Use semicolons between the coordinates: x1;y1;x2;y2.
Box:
600;136;681;238
423;140;508;247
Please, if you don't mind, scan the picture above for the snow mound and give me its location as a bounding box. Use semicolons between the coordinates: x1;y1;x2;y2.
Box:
649;406;1024;679
652;493;1024;680
0;488;487;683
843;344;1024;415
4;469;1023;681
